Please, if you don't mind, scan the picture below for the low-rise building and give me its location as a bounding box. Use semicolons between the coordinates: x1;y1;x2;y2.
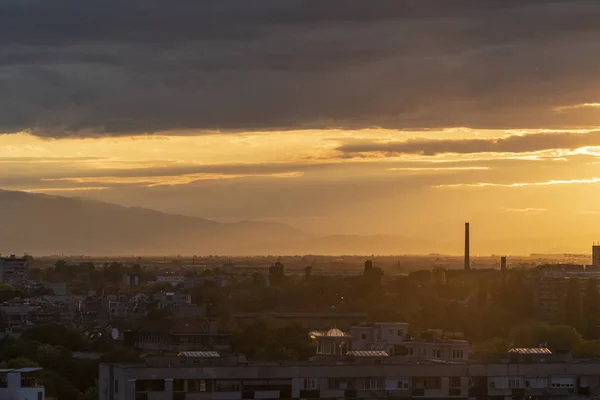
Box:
127;317;230;354
0;255;30;286
156;276;186;287
313;322;468;361
0;367;45;400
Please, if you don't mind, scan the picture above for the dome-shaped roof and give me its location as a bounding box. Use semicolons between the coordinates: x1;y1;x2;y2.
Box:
326;328;345;337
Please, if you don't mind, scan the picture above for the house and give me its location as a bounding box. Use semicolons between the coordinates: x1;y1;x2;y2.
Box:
0;367;45;400
312;322;468;361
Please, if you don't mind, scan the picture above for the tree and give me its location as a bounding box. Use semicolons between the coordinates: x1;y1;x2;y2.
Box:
566;278;583;330
509;321;581;351
269;262;285;286
477;281;489;307
584;279;600;338
78;385;98;400
0;283;20;302
21;323;87;351
471;337;509;356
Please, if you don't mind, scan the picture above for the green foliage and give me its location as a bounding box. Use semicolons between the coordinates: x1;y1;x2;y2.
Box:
565;278;582;329
231;319;314;361
21;323;87;351
77;385;98;400
0;282;22;302
509;321;581;351
471;337;509;356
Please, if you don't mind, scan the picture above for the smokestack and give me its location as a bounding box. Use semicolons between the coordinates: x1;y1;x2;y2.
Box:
464;222;470;271
501;256;507;273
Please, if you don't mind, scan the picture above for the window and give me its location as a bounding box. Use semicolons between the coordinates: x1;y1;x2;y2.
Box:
135;379;165;392
328;379;347;390
173;379;185;392
397;380;409;389
361;333;367;340
449;377;461;388
187;380;207;392
357;378;382;390
303;378;318;389
115;379;119;393
215;380;240;392
397;329;404;336
452;350;464;359
409;348;414;356
509;379;520;388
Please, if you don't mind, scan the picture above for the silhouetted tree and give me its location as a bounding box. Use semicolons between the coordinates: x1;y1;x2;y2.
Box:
269;262;285;285
566;278;583;330
584;279;600;338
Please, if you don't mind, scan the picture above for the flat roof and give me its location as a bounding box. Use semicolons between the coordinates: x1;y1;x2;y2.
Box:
0;367;42;373
508;348;552;355
346;350;389;357
177;351;220;358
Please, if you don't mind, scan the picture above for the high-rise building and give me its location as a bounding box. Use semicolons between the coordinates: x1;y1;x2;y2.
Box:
592;244;600;266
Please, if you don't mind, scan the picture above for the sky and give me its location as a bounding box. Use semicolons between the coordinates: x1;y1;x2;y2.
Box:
1;0;600;252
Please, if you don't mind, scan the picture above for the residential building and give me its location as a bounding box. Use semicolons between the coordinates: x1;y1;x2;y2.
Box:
0;300;60;331
156;276;186;287
122;273;140;286
0;367;45;400
99;348;599;400
156;292;191;310
127;317;230;354
313;323;468;361
102;295;131;319
0;255;30;286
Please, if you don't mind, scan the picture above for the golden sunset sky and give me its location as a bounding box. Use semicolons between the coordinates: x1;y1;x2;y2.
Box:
2;1;600;253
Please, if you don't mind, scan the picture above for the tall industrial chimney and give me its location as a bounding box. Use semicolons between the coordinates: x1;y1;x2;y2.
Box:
501;256;507;273
464;222;470;271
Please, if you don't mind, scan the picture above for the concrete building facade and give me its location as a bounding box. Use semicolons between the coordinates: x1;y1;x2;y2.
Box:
0;255;30;286
99;354;600;400
0;367;44;400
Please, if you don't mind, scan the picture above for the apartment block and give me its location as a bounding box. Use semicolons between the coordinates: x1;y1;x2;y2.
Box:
99;349;598;400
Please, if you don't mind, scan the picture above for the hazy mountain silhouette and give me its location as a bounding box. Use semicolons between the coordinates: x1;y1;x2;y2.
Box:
0;190;308;255
0;190;591;256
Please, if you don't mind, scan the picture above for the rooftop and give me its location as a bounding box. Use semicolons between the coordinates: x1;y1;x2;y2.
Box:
177;351;220;358
509;348;552;355
346;350;389;357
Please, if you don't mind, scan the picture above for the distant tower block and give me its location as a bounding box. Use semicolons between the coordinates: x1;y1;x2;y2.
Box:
501;256;507;272
593;244;600;266
464;222;470;271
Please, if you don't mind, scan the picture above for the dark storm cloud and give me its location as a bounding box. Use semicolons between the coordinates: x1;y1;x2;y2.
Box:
1;0;600;136
337;130;600;155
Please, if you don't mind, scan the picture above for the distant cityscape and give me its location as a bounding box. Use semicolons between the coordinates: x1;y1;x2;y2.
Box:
1;223;600;399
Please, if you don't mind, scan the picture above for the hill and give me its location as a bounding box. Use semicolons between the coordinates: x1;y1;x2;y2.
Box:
0;190;306;255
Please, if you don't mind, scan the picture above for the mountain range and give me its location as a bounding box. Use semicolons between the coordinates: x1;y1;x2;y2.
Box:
0;189;594;256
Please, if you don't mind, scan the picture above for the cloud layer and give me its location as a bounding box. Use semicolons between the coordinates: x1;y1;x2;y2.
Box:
337;130;600;155
1;0;600;136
